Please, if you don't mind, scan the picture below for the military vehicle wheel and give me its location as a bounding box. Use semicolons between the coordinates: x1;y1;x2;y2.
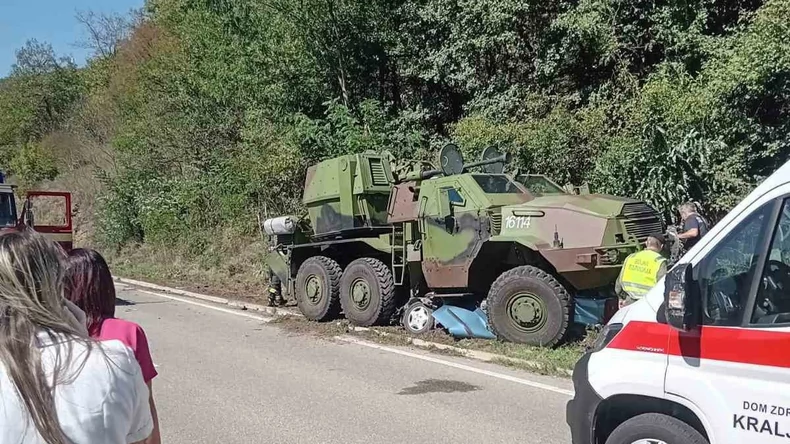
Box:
295;256;342;322
401;300;434;335
339;258;396;326
487;265;570;347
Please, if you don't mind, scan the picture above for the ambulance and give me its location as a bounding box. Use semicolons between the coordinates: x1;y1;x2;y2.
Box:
566;160;790;444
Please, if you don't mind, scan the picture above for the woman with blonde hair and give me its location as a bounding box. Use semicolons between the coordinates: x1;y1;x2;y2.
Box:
0;230;153;444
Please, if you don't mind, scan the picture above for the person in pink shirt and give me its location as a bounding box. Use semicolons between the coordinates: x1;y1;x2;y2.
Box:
64;248;162;444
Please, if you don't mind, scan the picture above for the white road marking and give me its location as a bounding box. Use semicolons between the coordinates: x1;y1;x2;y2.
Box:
336;336;575;397
132;287;574;397
135;290;276;323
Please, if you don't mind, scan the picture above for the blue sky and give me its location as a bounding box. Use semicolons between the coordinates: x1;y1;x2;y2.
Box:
0;0;145;77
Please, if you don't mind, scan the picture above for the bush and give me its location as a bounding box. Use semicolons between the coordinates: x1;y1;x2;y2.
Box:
452;104;609;186
6;0;790;260
9;143;59;188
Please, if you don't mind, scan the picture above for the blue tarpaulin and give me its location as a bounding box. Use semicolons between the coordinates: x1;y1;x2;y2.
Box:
432;297;610;340
573;297;608;326
432;305;496;339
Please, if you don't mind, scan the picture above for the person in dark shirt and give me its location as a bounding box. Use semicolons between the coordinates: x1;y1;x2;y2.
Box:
677;202;709;251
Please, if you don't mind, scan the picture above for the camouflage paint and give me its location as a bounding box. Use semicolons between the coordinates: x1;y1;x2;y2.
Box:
274;150;663;296
412;173;662;291
496;201;610;248
489;193;661;289
266;249;290;283
304;153;393;237
421;212;488;288
417;175;492;288
387;182;419;223
518;193;633;218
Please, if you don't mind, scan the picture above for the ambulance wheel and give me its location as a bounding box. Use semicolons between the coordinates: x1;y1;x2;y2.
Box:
339;258;396;327
295;256;342;322
401;300;434;335
487;265;570;347
606;413;708;444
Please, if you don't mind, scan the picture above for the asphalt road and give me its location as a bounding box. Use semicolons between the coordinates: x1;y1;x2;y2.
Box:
115;284;574;444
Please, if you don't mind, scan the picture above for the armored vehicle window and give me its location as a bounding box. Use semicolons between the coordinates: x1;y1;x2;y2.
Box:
518;175;566;196
472;175;523;194
441;187;464;205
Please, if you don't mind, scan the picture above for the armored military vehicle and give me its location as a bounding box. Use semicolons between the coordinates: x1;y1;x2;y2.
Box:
264;145;664;347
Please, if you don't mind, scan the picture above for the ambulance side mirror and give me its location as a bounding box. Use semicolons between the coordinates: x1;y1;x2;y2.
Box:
664;263;699;331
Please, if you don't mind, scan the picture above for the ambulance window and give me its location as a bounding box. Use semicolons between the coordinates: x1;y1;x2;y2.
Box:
699;202;772;326
751;199;790;325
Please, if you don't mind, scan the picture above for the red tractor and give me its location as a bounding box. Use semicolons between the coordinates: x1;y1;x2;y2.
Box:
0;182;73;252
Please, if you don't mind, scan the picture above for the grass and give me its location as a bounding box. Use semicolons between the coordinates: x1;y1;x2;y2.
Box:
383;326;590;375
106;239;271;305
420;344;469;358
34;166;272;306
37;165;105;248
450;334;589;370
369;323;596;374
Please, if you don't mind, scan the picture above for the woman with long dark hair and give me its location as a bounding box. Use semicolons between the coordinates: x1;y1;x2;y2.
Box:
64;248;162;444
0;230;153;443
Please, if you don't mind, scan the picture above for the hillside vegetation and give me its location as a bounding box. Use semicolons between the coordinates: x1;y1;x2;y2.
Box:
1;0;789;296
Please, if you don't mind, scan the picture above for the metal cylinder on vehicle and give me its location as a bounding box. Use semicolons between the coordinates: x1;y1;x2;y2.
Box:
262;216;297;235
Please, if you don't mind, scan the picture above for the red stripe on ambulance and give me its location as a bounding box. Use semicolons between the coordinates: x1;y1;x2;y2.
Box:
607;321;790;368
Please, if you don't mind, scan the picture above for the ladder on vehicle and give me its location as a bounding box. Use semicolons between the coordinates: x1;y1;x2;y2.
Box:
392;223;407;286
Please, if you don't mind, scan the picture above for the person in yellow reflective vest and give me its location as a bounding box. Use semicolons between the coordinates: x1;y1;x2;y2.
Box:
615;234;667;308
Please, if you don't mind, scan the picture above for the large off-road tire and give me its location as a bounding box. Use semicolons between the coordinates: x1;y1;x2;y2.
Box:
339;257;396;326
486;265;571;347
295;256;342;322
605;413;708;444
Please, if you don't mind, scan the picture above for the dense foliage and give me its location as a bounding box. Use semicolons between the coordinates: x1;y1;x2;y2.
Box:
2;0;789;253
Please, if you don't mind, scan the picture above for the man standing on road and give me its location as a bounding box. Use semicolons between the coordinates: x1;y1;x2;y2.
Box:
615;234;667;308
676;202;709;251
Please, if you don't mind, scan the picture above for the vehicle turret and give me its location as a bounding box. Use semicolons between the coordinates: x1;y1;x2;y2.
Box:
302;152;394;238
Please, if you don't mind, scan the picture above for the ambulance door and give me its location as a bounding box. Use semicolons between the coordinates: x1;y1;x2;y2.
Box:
665;192;790;444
